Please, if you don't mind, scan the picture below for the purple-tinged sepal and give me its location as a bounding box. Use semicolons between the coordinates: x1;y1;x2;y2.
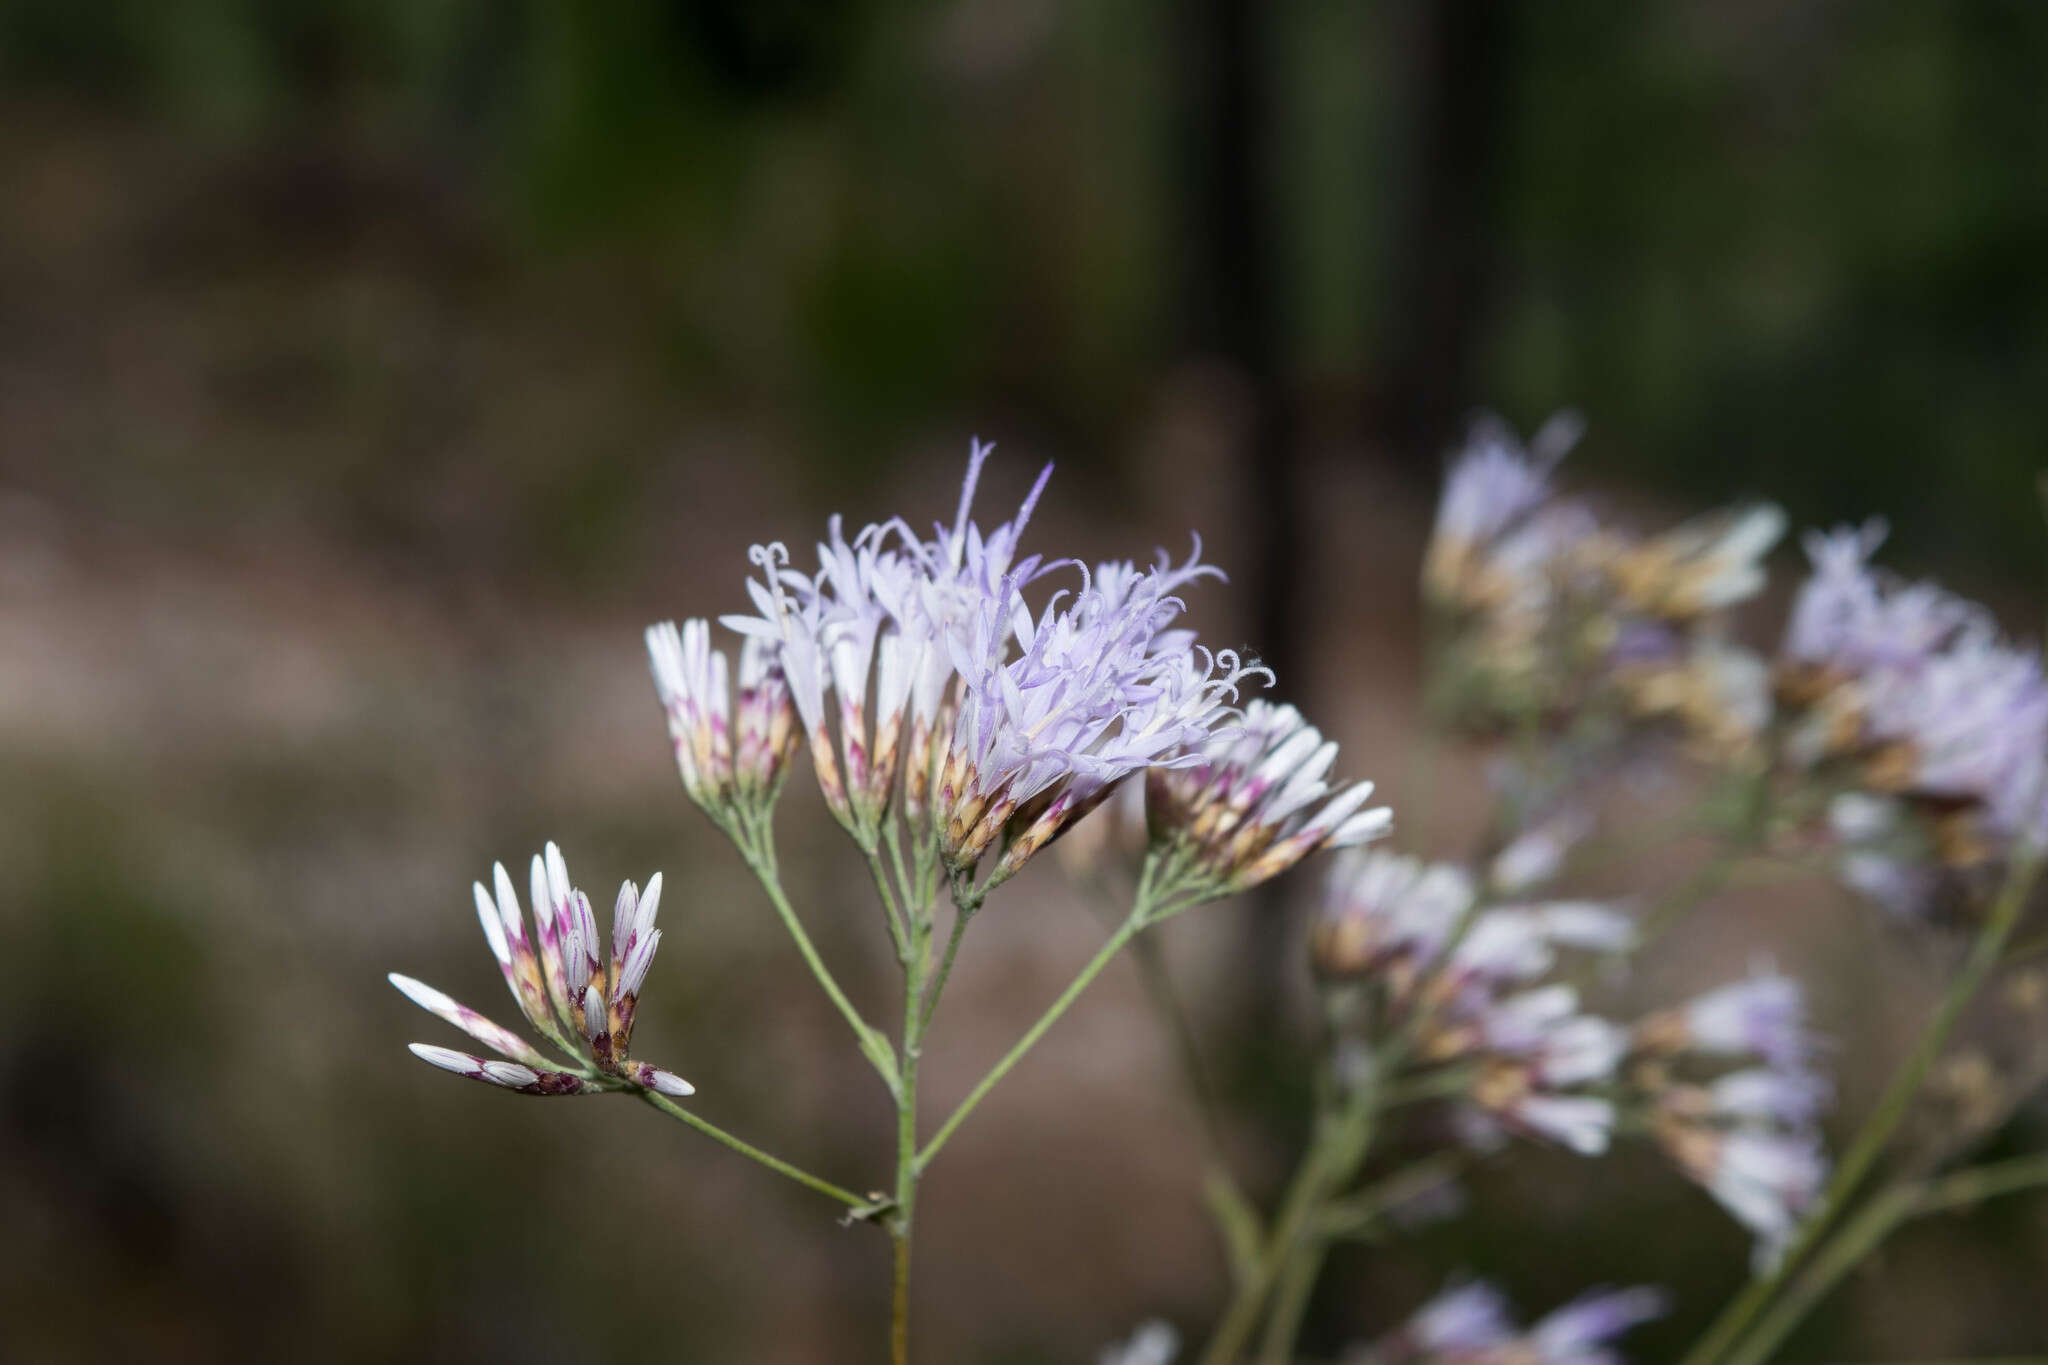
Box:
406;1043;601;1096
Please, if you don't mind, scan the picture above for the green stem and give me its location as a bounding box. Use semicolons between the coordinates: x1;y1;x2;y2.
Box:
1722;1153;2048;1365
1194;1068;1383;1365
1378;1063;1481;1110
1123;914;1256;1219
865;846;913;964
1316;1151;1470;1240
1682;853;2044;1365
1257;1234;1326;1365
1253;1090;1380;1365
744;837;898;1088
917;911;1145;1170
640;1091;871;1209
918;908;972;1032
890;920;926;1365
1916;1152;2048;1211
1196;1132;1337;1365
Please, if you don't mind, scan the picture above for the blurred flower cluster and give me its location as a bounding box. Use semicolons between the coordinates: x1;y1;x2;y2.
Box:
1424;414;1783;769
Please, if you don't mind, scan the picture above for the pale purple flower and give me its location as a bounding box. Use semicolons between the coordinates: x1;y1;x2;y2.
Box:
647;618;799;822
1782;520;2048;860
1462;986;1625;1155
1637;964;1831;1268
392;843;692;1097
1314;850;1479;978
1424;412;1583;605
1703;1128;1826;1270
1099;1320;1179;1365
715;440;1274;880
1704;1067;1832;1127
1527;1287;1672;1365
1448;901;1633;987
1378;1278;1664;1365
1409;1282;1516;1356
1489;810;1594;895
1669;965;1812;1069
1783;521;1981;670
1315;847;1632;1160
1148;699;1391;893
938;542;1262;881
1611;504;1787;619
725;540;855;820
1500;1092;1618;1156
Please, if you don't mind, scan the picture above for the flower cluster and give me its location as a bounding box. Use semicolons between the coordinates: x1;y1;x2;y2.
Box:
1147;699;1393;894
1423;415;1783;765
1780;521;2048;913
1365;1280;1668;1365
687;441;1373;894
392;843;693;1098
1632;965;1829;1267
1313;832;1639;1155
1312;825;1833;1262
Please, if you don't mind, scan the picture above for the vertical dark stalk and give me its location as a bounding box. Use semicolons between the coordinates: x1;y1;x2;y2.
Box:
1177;0;1302;1140
1370;0;1513;476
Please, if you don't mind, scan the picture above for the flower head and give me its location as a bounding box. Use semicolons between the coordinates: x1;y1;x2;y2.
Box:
1637;963;1814;1070
934;541;1262;886
647;619;799;826
1425;412;1583;608
1315;845;1636;1156
1147;699;1391;894
713;441;1279;886
1422;413;1782;764
1633;964;1830;1267
1374;1279;1667;1365
1607;505;1787;621
392;843;692;1098
1659;1124;1826;1272
1779;521;2048;912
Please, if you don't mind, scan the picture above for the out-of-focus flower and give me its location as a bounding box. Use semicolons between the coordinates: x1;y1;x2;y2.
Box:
1658;1125;1826;1271
1406;1281;1516;1357
1825;793;1937;918
1147;699;1392;894
1607;505;1787;621
1779;521;2048;914
1099;1320;1179;1365
392;843;693;1098
1424;412;1583;609
1611;637;1775;763
1315;847;1636;1155
1312;850;1479;981
1422;413;1784;767
1366;1279;1667;1365
647;619;800;828
1634;965;1830;1268
1636;964;1813;1069
1489;809;1594;895
1523;1287;1673;1365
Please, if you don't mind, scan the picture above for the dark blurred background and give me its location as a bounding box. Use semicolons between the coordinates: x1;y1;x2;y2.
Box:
2;2;2046;1361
